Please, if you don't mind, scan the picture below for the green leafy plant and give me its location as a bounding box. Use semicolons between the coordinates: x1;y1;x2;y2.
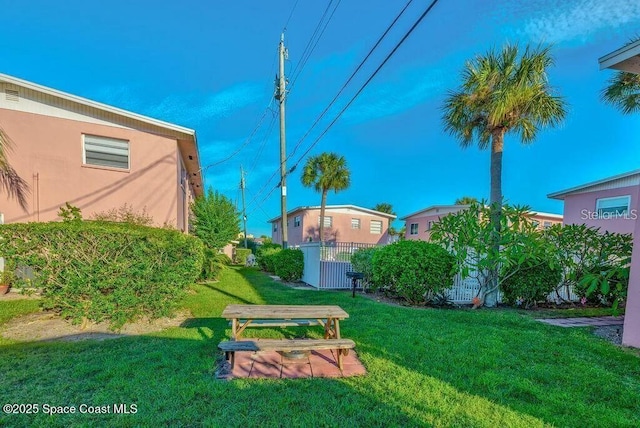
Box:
372;240;455;305
256;243;282;272
501;259;563;307
200;248;230;281
431;202;555;307
273;249;304;282
1;259;15;286
234;248;252;265
0;221;203;329
190;189;240;251
350;247;381;291
58;202;83;222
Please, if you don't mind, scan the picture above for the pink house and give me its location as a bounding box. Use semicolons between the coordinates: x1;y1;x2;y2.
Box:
548;170;639;235
269;205;396;246
402;205;563;241
0;73;203;231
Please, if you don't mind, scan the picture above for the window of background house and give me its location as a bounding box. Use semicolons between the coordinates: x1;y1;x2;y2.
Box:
543;221;552;229
410;223;418;235
370;220;382;234
351;218;361;229
273;223;278;232
427;220;434;230
83;134;129;169
596;195;631;218
318;216;332;227
532;220;540;228
294;215;301;227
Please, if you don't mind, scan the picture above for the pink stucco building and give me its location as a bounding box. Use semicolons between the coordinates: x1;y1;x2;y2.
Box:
269;205;396;246
402;205;563;241
548;170;639;235
0;73;203;231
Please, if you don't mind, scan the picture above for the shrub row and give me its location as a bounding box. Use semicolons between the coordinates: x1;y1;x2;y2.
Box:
255;245;303;282
0;221;203;329
234;248;252;265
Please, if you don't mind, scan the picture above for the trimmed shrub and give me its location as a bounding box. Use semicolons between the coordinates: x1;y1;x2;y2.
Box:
0;221;203;329
201;248;230;281
372;240;455;304
234;248;252;265
501;261;562;307
273;249;304;282
256;244;282;272
350;247;381;290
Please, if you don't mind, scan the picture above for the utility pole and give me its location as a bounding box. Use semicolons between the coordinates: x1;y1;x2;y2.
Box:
275;33;289;248
240;165;248;249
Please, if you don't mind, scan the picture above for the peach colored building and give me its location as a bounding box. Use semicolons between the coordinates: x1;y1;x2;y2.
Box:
269;205;396;246
0;73;203;231
548;170;639;235
402;205;563;241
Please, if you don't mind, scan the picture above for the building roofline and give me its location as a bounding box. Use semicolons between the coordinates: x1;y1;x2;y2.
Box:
268;204;397;223
598;39;640;71
0;72;204;196
400;205;470;220
547;169;640;200
529;211;563;219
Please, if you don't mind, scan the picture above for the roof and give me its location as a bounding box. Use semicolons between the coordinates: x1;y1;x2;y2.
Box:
401;204;562;220
268;205;397;223
400;205;470;220
548;169;640;200
599;39;640;73
0;73;204;196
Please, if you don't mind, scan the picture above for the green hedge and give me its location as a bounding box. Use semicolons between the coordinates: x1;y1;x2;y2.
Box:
201;248;230;281
273;249;304;282
351;247;381;290
372;240;455;304
234;248;252;265
256;244;282;272
0;221;203;329
501;261;562;307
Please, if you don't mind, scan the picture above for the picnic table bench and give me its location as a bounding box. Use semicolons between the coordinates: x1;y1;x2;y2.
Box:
219;304;355;370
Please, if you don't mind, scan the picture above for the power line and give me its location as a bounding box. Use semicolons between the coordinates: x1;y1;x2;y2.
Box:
289;0;440;171
283;0;300;32
287;0;414;162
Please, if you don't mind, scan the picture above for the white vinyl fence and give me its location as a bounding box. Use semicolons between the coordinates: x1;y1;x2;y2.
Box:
299;241;580;303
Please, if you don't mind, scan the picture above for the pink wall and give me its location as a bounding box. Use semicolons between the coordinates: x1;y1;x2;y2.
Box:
404;213;442;241
562;186;639;234
272;208;392;246
624;191;640;347
0;109;186;229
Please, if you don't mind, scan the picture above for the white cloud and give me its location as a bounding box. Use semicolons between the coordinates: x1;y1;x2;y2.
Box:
517;0;640;44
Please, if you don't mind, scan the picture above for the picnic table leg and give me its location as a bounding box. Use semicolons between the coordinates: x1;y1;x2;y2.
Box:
231;318;238;340
334;319;341;339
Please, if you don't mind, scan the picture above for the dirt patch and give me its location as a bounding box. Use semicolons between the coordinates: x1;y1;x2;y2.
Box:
1;309;190;342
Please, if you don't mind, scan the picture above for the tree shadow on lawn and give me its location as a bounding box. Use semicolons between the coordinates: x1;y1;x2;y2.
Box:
233;267;640;427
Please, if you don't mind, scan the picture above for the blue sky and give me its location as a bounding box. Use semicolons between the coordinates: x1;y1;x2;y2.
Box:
2;0;640;236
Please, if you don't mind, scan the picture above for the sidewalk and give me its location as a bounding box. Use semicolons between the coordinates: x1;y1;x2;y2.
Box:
537;316;624;327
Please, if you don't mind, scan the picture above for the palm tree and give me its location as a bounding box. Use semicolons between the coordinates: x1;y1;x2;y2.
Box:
373;202;396;235
602;71;640;114
0;127;29;210
454;196;478;205
301;152;350;243
442;43;566;306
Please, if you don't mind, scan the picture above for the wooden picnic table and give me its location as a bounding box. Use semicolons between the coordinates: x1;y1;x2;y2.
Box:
221;304;349;341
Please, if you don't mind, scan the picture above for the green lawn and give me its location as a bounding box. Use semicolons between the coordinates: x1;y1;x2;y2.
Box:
1;267;639;427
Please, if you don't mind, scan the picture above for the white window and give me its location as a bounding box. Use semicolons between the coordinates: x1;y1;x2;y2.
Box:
294;215;301;227
83;134;129;169
596;195;631;218
543;221;552;229
370;220;382;234
427;221;435;231
532;220;540;228
351;218;361;229
410;223;418;235
318;216;332;228
273;223;278;232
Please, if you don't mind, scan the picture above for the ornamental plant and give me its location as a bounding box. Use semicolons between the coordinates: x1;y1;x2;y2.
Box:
273;249;304;282
0;221;203;329
371;240;455;305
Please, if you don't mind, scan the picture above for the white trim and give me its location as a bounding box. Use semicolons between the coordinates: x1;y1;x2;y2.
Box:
595;195;631;217
548;170;640;199
599;39;640;71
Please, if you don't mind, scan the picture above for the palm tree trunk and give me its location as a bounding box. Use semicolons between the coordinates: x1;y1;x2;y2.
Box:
485;130;504;307
319;189;327;244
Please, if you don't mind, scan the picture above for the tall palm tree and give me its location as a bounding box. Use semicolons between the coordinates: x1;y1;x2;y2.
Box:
442;43;566;306
0;127;29;210
301;152;350;243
